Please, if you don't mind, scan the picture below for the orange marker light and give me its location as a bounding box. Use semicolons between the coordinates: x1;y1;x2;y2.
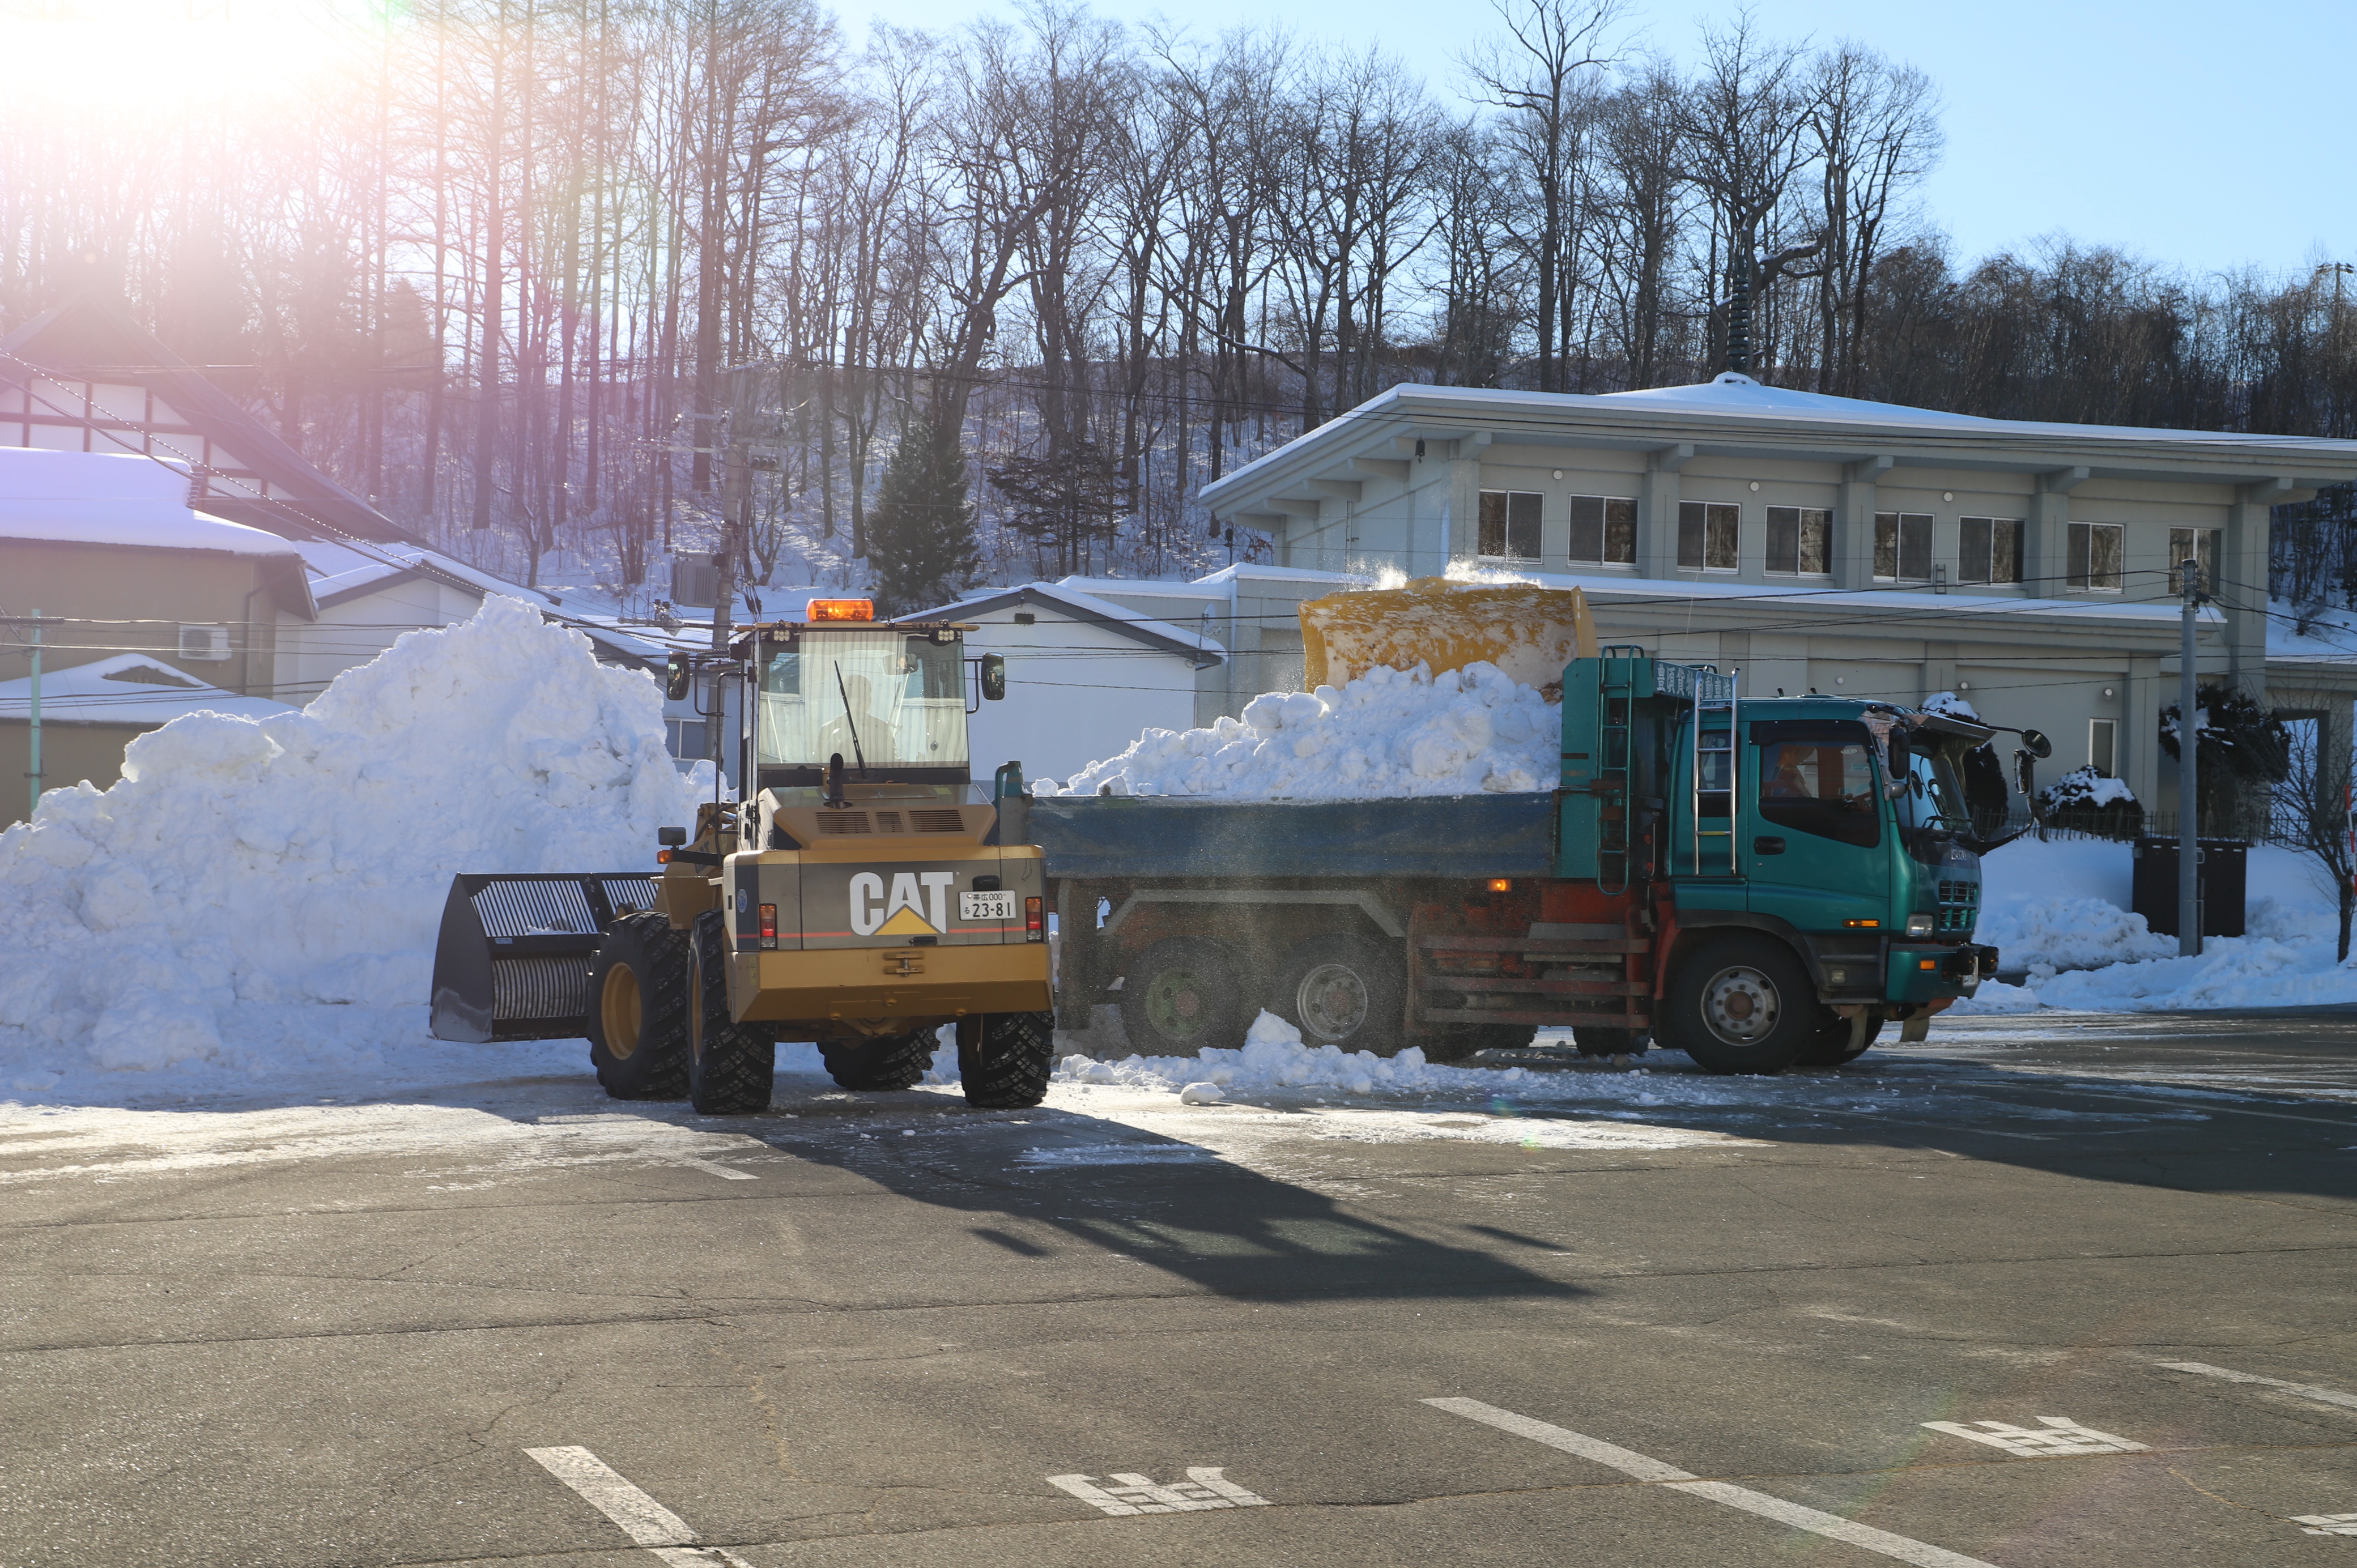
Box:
1489;879;1513;893
1844;918;1880;928
1919;958;1936;970
807;598;874;621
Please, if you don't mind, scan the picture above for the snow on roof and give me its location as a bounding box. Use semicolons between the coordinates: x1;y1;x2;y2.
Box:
0;449;302;557
2265;597;2357;667
917;582;1225;658
0;653;293;726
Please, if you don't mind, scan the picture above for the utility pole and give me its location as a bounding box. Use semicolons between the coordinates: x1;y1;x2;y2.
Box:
25;608;42;819
2179;556;2203;957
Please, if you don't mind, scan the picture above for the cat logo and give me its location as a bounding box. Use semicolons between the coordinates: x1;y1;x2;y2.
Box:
849;871;956;937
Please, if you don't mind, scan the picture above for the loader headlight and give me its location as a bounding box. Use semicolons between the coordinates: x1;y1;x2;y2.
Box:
1905;913;1935;937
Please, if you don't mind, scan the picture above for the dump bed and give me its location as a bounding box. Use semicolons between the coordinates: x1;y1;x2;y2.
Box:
1023;791;1558;881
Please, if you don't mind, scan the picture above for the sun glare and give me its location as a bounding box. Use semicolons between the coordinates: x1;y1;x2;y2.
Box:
14;1;380;114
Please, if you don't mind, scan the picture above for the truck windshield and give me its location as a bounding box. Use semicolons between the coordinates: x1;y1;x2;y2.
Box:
1895;745;1969;833
755;630;968;772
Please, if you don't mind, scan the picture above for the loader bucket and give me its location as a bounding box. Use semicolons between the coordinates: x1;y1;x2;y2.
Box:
1299;578;1599;693
428;872;663;1042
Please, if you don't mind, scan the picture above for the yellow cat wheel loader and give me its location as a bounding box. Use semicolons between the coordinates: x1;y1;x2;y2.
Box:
429;599;1056;1114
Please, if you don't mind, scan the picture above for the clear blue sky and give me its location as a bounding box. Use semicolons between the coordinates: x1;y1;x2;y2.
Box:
828;0;2355;282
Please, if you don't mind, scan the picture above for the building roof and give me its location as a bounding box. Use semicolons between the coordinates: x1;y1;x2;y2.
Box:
0;289;419;545
0;653;294;726
1202;373;2357;523
915;582;1226;662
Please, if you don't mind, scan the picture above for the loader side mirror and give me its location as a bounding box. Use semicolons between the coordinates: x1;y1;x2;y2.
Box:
657;826;687;847
665;652;692;702
980;653;1006;701
2019;728;2052;759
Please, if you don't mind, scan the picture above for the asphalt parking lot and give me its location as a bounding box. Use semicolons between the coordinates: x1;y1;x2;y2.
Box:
7;1011;2357;1567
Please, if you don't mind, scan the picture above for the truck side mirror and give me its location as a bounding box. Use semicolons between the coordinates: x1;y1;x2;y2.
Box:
2019;728;2052;759
981;653;1006;701
657;826;687;846
665;652;692;702
1885;731;1912;798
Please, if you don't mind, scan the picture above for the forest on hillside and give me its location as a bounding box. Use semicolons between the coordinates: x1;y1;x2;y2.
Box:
5;0;2356;612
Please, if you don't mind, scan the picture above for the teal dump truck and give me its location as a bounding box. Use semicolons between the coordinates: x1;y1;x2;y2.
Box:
1012;647;2036;1075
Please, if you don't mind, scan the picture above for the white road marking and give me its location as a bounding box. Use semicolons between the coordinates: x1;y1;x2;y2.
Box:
1424;1398;1998;1568
1920;1417;2147;1457
674;1158;758;1180
2297;1512;2357;1536
524;1446;757;1567
1048;1468;1271;1516
2160;1360;2357;1412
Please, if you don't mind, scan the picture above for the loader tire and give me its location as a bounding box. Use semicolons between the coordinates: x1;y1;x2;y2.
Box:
958;1011;1056;1109
1656;934;1812;1076
687;910;773;1114
1118;936;1247;1057
822;1031;935;1092
586;913;691;1101
1795;1007;1884;1067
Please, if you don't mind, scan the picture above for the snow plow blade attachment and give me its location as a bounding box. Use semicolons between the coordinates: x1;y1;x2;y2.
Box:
1299;578;1599;692
429;872;663;1042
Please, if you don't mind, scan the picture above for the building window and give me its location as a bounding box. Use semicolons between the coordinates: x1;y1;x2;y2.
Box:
1479;490;1541;561
2168;526;2220;595
1873;512;1932;582
1678;500;1739;572
2088;718;2117;778
1568;495;1636;565
1958;517;2023;585
1764;506;1830;576
2067;521;2124;592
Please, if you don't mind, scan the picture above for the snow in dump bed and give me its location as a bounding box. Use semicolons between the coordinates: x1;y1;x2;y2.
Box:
0;596;701;1089
1042;659;1554;799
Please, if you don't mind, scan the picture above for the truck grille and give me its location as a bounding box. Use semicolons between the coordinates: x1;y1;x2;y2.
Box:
1936;879;1980;932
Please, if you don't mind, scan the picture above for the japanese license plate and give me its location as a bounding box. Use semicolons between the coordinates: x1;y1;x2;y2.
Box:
959;891;1018;921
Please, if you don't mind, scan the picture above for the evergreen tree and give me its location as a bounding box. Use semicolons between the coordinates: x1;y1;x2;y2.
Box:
866;414;978;616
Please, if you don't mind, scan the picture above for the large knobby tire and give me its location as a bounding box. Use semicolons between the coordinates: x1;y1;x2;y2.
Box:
820;1032;936;1091
1269;932;1407;1056
687;910;774;1114
1794;1006;1886;1067
958;1011;1056;1109
586;912;691;1100
1657;933;1816;1076
1118;936;1247;1057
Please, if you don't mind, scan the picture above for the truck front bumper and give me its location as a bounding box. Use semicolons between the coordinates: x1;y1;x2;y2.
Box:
1886;943;1998;1003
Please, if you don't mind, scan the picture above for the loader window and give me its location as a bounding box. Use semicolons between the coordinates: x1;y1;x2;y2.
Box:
1756;736;1881;849
755;629;968;773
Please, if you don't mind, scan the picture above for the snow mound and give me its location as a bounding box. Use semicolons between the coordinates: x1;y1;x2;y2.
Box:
1044;1009;1537;1097
1046;661;1554;799
0;596;700;1082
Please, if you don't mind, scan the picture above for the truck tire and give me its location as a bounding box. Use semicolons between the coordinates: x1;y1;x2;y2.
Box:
1118;936;1246;1056
687;910;775;1114
586;913;691;1100
1656;933;1815;1076
822;1031;935;1091
1270;933;1406;1056
1795;1007;1885;1067
958;1012;1055;1108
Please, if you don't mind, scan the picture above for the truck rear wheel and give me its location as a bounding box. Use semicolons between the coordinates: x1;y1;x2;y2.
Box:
1118;936;1246;1056
687;910;775;1114
586;913;691;1100
822;1032;935;1091
1270;933;1406;1056
1657;934;1814;1076
958;1012;1055;1108
1795;1007;1885;1067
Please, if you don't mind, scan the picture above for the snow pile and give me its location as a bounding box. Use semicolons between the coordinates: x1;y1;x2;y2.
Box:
1043;1009;1539;1097
2039;764;2137;810
1045;661;1555;799
0;597;700;1086
1921;690;1979;720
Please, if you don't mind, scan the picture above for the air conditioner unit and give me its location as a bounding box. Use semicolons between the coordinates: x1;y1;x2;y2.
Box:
671;555;720;608
178;624;233;662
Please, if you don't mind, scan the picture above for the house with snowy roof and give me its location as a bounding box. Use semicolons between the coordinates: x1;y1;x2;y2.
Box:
1195;375;2357;826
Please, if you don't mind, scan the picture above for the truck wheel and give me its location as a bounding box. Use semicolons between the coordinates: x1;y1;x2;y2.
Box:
958;1012;1055;1109
687;910;774;1114
1572;1026;1647;1058
1118;937;1246;1056
586;913;691;1100
1657;934;1814;1076
821;1032;935;1091
1271;933;1406;1055
1795;1007;1885;1067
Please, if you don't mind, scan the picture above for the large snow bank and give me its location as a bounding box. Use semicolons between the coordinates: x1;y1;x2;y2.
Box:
1045;661;1554;799
1958;836;2357;1013
0;596;700;1084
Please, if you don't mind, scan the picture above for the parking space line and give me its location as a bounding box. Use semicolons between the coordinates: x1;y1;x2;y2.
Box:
1424;1399;1997;1568
524;1446;756;1567
2160;1361;2357;1412
675;1159;758;1181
